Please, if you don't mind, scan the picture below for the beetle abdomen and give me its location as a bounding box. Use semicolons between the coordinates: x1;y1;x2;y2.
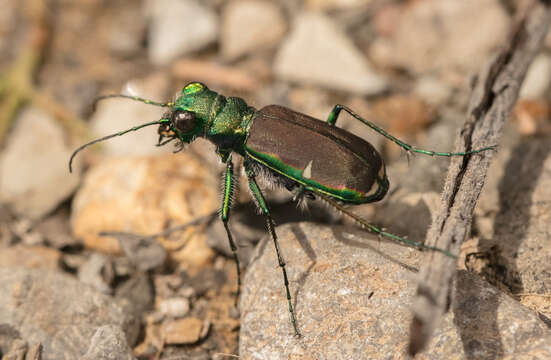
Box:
245;105;389;204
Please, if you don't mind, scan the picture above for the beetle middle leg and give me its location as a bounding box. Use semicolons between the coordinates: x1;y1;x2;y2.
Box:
221;155;242;307
326;104;495;157
244;158;301;337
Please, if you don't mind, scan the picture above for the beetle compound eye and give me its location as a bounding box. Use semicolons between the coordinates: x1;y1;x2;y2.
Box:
172;110;196;133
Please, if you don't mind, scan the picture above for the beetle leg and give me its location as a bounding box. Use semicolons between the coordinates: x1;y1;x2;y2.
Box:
326;104;496;157
221;155;242;307
291;185;315;210
316;191;458;259
292;185;304;202
244;159;301;337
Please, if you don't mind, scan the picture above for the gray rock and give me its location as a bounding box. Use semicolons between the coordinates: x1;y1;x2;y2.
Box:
147;0;218;65
82;325;135;360
113;232;167;271
78;253;114;294
221;0;286;60
519;54;551;100
240;223;551;359
0;324;28;360
0;107;80;220
305;0;370;11
474;138;551;319
274;13;387;95
115;272;154;318
0;268;139;360
34;210;77;249
107;5;146;58
370;0;508;76
414;76;453;105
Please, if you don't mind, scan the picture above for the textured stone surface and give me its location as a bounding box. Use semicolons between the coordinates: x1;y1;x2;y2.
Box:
370;0;509;76
78;253;113;294
474;138;551;320
70;153;218;268
221;0;286;60
240;223;551;359
0;245;61;270
0;268;139;360
305;0;371;11
147;0;218;65
161;318;209;345
274;13;387;95
82;325;135;360
0;107;80;219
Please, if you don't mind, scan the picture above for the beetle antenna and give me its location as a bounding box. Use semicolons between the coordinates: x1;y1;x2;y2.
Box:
69;120;163;173
93;94;174;110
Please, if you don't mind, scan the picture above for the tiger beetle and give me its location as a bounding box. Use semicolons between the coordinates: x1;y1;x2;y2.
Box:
69;82;495;336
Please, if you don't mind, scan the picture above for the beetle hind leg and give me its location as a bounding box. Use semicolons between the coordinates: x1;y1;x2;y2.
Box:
316;192;457;259
326;104;496;157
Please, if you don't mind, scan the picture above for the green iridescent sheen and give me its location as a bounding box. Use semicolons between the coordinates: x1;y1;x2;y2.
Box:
172;83;254;158
245;147;370;204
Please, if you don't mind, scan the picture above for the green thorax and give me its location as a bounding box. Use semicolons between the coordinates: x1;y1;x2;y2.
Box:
173;83;255;160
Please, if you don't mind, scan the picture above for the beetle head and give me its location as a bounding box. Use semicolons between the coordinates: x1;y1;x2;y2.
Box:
69;82;217;172
157;82;218;146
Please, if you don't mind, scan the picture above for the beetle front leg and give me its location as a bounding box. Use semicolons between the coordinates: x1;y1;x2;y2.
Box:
326;104;495;157
244;159;301;337
221;155;242;307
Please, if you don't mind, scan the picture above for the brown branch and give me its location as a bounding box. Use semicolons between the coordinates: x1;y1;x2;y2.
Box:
0;0;88;144
0;0;48;143
408;1;551;356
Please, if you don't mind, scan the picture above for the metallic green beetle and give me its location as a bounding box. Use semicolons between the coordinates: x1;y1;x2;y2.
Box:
70;82;494;336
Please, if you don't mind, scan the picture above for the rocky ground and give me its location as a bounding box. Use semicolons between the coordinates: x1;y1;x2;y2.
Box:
0;0;550;359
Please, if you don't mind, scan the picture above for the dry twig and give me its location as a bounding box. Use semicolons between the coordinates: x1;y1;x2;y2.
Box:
408;0;551;355
0;0;88;144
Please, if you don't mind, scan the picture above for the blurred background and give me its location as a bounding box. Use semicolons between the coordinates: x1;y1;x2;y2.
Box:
1;0;550;359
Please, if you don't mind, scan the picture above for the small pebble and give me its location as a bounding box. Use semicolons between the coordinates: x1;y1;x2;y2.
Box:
0;107;80;220
82;325;134;360
221;0;286;60
274;13;387;95
78;253;114;294
147;0;218;65
159;297;191;318
162;318;210;345
520;54;551;100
